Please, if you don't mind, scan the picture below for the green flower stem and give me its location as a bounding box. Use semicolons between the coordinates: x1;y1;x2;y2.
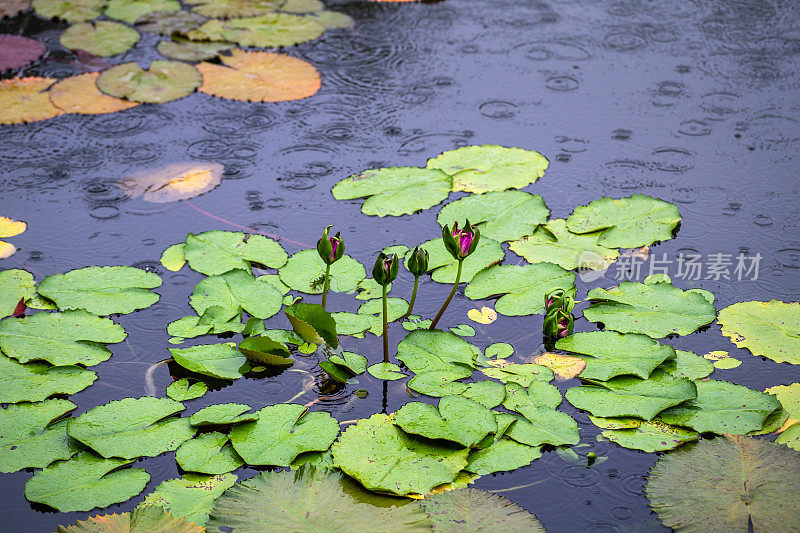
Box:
382;284;389;364
321;263;331;311
405;276;420;317
429;260;463;330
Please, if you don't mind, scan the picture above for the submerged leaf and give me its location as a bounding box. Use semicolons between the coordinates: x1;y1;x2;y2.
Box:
37;265;162;315
25;451;150;512
645;436;800;532
0;77;62;125
0;310;126;366
97;60;202;104
427;145;549;194
60;21;140;56
584;279;716;338
332;167;452;217
198;50;320;102
0;399;81;473
67;397;194;459
566;194;681;248
419;488;546;532
465;263;576;316
331;414;469;496
0;34;45;72
206;468;431;532
718;300;800;365
120;161;223;203
230;404;339;466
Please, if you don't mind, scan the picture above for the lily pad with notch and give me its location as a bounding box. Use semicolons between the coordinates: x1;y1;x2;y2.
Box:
437;190;549;242
97;60;202;104
176;432;244;475
509;218;619;270
718;300;800;365
394;396;497;448
142;473;237;527
465;263;576;316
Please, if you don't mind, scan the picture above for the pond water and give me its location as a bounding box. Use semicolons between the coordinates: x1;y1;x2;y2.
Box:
1;0;800;531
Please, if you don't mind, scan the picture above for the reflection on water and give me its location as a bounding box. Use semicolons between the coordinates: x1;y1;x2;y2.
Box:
1;0;800;531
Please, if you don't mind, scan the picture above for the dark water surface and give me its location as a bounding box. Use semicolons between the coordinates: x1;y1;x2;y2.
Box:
2;0;800;531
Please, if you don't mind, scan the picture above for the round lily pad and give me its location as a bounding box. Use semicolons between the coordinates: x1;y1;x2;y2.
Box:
120;161;224;203
0;1;31;18
0;34;45;72
49;72;139;114
60;21;140;56
437;190;549;242
718;300;800;365
105;0;180;24
197;50;320;102
33;0;105;22
0;77;62;125
279;249;365;294
419;489;546;532
646;436;800;532
97;60;202;103
142;473;237;527
509;218;620;271
188;13;325;48
187;0;282;18
135;10;207;35
157;40;232;61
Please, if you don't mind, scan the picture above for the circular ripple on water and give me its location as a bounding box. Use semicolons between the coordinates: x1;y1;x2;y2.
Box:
649;147;695;173
479;100;518;119
397;131;474;157
87;231;147;259
677;119;712;136
546;75;579;91
0;122;86;161
271;144;340;191
108;143;164;165
83;178;129;204
699;91;744;120
604;32;647;52
300;33;410;69
513;40;593;61
85;108;176;137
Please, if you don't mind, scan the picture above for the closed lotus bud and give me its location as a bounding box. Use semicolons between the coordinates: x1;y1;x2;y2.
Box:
442;219;480;261
372;252;399;286
407;246;429;277
317;225;344;265
545;288;574;314
544;308;573;338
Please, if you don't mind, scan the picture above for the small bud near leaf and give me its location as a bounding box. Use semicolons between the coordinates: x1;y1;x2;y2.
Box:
316;225;344;265
407;246;429;277
372;252;398;286
442;219;480;261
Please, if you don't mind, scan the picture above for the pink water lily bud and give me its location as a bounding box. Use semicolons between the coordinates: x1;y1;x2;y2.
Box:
442;219;480;260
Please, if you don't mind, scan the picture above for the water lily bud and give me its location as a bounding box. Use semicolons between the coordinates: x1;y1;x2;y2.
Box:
407;246;429;277
543;308;573;338
317;225;345;265
372;252;398;286
442;219;480;261
545;288;574;314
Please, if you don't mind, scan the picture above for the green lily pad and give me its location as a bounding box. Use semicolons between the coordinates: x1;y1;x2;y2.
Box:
465;263;576;316
449;323;475;337
396;330;479;374
465;438;542;475
157;39;232;61
176;432;243;474
188;13;325;47
37;266;161;315
357;297;408;336
206;468;432;533
555;331;677;381
584;278;717;338
189;403;259;426
0;399;81;473
187;0;281;17
565;370;697;420
106;0;179;23
331;311;374;338
394;396;497;448
280;248;365;294
662;350;715;380
415;236;504;284
776;424;800;450
142;473;237;527
0;310;125;366
504;409;580;447
437;190;549;243
658;379;782;435
354;277;390;300
407;367;472;396
58;505;205;533
327;351;368;375
183;231;288;276
402;315;433;331
230;403;339;466
33;0;105;22
765;383;800;423
419;488;546;532
159;243;186;271
310;9;352;29
239;335;293;365
566;194;681;248
0;268;35;318
332;167;452;217
167;315;245;339
135;9;207;35
331;414;469;496
169;343;249;380
0;354;97;403
367;362;406;380
60;21;140;56
591;416;698;452
67;397;194;459
190;270;283;321
718;300;800;365
461;380;507;408
646;435;800;532
97;60;202;104
480;363;554;387
281;0;323;13
486;342;514;359
285;301;338;348
427;145;549;194
166;378;208;401
509;218;619;270
503;381;562;412
713;356;742;369
25;451;150;512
